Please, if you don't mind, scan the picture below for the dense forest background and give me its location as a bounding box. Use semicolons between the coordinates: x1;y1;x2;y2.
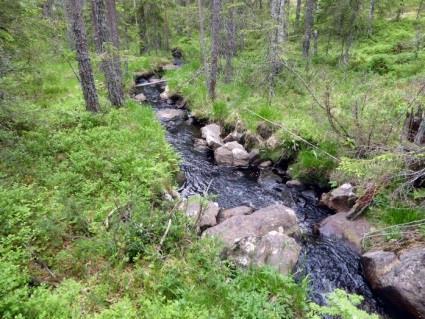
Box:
0;0;424;318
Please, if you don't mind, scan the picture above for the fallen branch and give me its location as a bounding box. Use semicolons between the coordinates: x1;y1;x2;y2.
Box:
135;80;167;87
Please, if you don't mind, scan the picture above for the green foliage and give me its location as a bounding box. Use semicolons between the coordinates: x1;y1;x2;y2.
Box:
289;144;338;188
308;289;379;319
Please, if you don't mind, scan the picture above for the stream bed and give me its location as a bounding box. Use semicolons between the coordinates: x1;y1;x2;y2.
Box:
137;76;393;317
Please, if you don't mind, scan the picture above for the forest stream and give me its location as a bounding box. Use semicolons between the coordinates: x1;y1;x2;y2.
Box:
136;74;397;319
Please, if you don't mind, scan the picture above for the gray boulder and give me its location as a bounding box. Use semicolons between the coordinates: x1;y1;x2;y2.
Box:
362;247;425;319
157;109;187;122
203;204;299;248
320;183;357;213
319;212;371;252
199;202;220;229
214;141;250;167
230;231;301;275
218;205;254;223
201;124;223;149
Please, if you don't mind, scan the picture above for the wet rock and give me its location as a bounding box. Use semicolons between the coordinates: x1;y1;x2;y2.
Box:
280;186;297;208
286;179;304;189
201;124;223;149
248;148;261;164
258;169;282;187
259;160;273;168
319;212;371;252
134;93;146;102
203;204;299;248
362;247;425;319
301;190;317;201
214;142;250;167
160;85;170;100
320;183;357;213
230;230;301;275
257;122;274;139
199;202;220;229
134;71;154;83
193;138;209;152
223;130;244;143
218;205;254;223
157;109;187;122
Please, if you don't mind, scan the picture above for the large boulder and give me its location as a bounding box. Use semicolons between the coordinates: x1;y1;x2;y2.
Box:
214;141;250;167
319;212;371;252
184;196;220;230
156;109;187;122
201;124;223;149
203;204;299;248
230;230;301;275
320;183;357;213
362;247;425;319
218;205;254;223
198;202;220;230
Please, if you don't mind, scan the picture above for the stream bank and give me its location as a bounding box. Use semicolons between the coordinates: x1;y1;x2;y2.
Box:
133;69;410;318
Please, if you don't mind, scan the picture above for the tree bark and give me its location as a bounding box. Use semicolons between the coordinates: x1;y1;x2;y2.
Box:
105;0;123;95
91;0;124;107
209;0;221;101
197;0;208;80
224;1;237;83
313;29;318;56
414;115;425;145
269;0;287;83
66;0;100;112
295;0;302;29
368;0;375;35
303;0;315;59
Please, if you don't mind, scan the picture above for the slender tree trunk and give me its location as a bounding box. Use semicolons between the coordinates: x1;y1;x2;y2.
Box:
303;0;315;59
368;0;375;35
105;0;123;93
224;1;237;83
295;0;302;29
138;5;147;54
209;0;221;100
341;0;360;65
66;0;100;112
91;0;124;107
197;0;208;83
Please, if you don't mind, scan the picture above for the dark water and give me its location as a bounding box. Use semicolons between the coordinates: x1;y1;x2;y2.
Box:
138;77;390;316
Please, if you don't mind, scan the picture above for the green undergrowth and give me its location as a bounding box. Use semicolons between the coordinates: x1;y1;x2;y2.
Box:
165;15;424;225
0;57;380;318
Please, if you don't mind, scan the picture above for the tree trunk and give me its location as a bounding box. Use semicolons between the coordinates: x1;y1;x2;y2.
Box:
224;1;237;83
295;0;302;29
269;0;287;84
105;0;123;95
91;0;124;107
197;0;208;79
66;0;100;112
341;0;360;65
368;0;375;35
303;0;315;59
209;0;221;101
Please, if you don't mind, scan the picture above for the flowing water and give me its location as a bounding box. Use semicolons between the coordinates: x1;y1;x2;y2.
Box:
137;75;392;317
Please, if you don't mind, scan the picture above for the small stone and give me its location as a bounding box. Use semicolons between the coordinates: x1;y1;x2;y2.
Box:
194;138;209;152
259;160;273;168
286;179;304;189
134;93;146;102
257;122;274;139
199;202;220;229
